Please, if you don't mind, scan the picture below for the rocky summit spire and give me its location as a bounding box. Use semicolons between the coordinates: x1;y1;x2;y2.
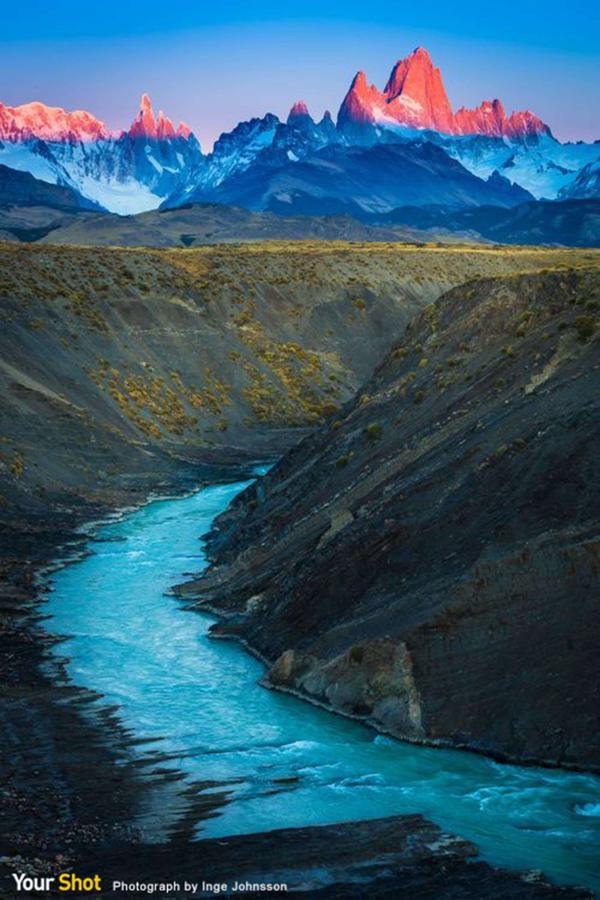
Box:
287;100;312;123
176;121;192;139
128;94;157;138
156;109;175;139
127;95;193;141
383;47;454;133
337;47;551;139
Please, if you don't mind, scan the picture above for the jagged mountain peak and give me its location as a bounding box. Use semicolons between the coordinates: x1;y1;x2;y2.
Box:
384;46;438;95
454;98;551;139
351;71;369;90
0;54;591;216
127;94;191;141
288;100;311;121
383;46;454;133
128;93;159;138
0;94;195;146
338;47;551;140
177;122;192;139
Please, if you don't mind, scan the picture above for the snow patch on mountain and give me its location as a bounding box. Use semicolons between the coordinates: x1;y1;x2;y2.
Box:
76;175;163;215
559;156;600;199
0;141;65;186
0;95;201;214
440;134;600;199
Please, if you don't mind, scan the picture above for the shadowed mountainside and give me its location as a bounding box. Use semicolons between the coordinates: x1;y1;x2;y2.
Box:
0;164;101;242
177;265;600;771
0;165;431;245
0;163;95;210
371;199;600;248
177;142;532;215
2;164;598;248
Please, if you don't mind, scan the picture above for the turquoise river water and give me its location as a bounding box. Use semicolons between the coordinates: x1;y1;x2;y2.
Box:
45;476;600;893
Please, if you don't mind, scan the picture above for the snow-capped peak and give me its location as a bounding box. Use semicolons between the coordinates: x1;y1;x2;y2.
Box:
0;100;109;143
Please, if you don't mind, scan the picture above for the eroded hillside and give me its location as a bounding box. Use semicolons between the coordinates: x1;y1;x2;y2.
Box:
178;264;600;770
2;240;591;525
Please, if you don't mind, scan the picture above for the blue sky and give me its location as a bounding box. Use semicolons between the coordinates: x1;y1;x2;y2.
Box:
1;0;598;147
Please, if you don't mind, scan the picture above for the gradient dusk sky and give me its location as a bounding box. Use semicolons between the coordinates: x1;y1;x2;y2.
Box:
1;0;598;148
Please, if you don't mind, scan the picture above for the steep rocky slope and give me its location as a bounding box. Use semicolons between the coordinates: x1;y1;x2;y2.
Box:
179;265;600;771
560;159;600;200
2;241;583;525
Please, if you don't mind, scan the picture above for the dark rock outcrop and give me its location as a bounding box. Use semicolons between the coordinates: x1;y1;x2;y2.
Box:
179;266;600;771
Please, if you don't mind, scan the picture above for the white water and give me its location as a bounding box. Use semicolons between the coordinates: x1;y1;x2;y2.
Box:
45;477;600;893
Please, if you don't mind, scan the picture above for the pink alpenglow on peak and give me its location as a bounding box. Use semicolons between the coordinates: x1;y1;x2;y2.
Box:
338;47;551;139
127;94;192;141
0;94;195;145
0;100;109;143
503;109;550;139
454;100;550;139
127;93;157;138
339;71;386;126
288;100;311;120
156;111;175;139
383;47;455;133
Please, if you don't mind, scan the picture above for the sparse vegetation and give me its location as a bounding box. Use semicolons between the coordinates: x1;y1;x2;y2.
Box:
349;645;365;664
365;422;383;440
574;315;595;342
0;241;599;516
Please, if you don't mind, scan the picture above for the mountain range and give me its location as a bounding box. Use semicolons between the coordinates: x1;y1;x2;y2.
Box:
1;48;598;218
0;93;199;213
337;47;550;140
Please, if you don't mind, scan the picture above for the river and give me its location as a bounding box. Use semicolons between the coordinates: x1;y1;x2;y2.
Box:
45;475;600;893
